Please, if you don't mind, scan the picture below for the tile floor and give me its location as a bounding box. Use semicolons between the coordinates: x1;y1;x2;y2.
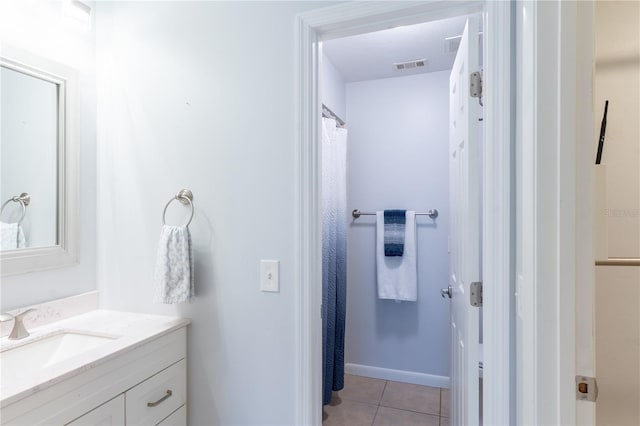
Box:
323;374;449;426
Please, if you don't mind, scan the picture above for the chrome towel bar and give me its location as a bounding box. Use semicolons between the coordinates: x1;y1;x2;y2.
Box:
352;208;438;219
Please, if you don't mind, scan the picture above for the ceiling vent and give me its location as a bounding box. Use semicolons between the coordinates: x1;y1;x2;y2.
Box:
444;36;462;54
394;59;427;71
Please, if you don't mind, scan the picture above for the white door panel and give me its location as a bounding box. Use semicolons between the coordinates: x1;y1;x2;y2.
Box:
449;16;481;426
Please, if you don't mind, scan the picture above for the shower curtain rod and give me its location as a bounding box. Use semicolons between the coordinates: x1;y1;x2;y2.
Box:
352;209;439;219
322;104;346;127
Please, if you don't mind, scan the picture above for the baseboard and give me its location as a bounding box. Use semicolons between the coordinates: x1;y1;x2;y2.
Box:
345;363;450;389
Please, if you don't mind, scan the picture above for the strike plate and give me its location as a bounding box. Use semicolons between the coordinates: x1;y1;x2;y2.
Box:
576;376;598;402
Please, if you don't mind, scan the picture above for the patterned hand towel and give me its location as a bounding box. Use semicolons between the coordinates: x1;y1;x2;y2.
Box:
154;225;194;303
1;221;26;250
383;210;406;256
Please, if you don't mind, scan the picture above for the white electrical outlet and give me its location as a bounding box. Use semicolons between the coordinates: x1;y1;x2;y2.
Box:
260;260;280;292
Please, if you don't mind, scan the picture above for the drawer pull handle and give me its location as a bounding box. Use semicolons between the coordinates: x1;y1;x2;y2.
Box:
147;390;173;407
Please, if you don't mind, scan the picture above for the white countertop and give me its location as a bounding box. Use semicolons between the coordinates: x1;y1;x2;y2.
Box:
0;310;190;407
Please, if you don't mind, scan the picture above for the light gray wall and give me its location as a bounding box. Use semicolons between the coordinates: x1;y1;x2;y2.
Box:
345;71;450;377
95;2;334;425
321;52;346;121
0;1;97;310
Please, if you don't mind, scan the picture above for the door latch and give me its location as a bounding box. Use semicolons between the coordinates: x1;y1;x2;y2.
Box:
441;285;452;299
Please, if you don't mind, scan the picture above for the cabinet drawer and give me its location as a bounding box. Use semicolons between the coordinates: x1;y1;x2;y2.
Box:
66;395;125;426
157;405;186;426
126;359;186;426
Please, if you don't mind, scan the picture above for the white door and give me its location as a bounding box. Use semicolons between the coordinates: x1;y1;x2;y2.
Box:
448;16;481;426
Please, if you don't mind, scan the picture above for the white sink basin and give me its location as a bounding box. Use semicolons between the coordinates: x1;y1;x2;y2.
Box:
1;331;118;372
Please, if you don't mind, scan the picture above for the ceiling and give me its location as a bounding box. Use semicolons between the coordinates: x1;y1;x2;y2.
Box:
322;15;474;83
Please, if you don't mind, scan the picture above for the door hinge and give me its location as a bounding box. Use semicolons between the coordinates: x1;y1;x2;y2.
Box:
470;71;483;106
576;376;598;402
470;282;482;307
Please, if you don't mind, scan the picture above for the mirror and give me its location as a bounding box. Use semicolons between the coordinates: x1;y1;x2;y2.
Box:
0;51;78;275
1;63;59;250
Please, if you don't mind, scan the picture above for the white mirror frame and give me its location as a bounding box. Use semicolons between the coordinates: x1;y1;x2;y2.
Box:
1;48;79;276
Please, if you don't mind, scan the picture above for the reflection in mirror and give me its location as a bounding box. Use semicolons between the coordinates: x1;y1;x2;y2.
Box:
1;51;77;275
1;63;59;250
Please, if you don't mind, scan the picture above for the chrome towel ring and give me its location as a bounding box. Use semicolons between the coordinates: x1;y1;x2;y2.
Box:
162;189;194;227
0;193;31;224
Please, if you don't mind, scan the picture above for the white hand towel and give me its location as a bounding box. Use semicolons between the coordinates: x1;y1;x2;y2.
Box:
1;221;26;250
154;225;194;304
376;211;417;301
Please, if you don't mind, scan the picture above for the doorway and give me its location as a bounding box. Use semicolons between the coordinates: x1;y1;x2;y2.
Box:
295;3;513;425
320;14;469;425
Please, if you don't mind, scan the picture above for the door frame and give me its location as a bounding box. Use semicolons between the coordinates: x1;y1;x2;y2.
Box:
294;2;514;425
514;1;595;425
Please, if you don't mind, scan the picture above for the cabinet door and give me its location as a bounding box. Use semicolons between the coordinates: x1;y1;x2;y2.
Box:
66;395;125;426
157;406;186;426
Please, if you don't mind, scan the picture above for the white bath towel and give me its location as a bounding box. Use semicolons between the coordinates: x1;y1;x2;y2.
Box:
376;211;417;301
1;221;26;250
154;225;194;304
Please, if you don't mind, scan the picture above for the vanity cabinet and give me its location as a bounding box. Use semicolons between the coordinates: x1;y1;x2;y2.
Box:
2;326;188;426
66;360;186;426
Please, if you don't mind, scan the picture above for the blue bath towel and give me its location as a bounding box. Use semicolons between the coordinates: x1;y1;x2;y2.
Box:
384;210;406;256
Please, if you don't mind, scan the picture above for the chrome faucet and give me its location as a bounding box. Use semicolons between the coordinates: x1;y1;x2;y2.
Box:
0;309;36;340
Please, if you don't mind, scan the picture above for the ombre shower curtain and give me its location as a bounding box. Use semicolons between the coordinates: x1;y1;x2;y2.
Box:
321;117;347;406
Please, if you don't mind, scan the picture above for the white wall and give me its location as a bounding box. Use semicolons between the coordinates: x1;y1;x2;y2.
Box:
594;0;640;258
345;71;450;378
95;2;334;425
1;67;58;248
595;265;640;425
0;1;96;310
321;52;346;121
594;2;640;425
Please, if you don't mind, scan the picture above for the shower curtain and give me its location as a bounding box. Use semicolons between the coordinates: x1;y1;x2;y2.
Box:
322;117;347;406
